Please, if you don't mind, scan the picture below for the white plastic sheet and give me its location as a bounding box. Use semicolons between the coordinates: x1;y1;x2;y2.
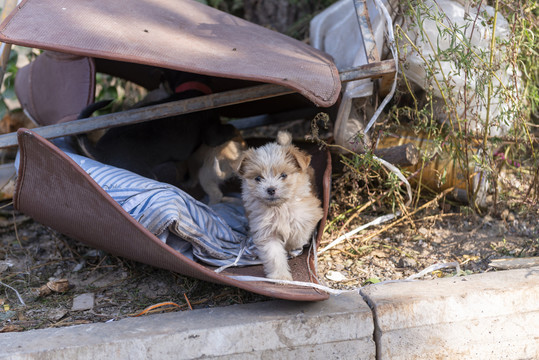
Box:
401;0;518;136
310;0;393;150
311;0;519;140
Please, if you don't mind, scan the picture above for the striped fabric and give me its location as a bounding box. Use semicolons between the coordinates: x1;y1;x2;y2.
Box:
46;138;262;268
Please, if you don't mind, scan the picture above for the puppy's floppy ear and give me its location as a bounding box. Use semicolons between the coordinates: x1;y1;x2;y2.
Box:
276;131;292;146
233;148;253;177
288;146;311;172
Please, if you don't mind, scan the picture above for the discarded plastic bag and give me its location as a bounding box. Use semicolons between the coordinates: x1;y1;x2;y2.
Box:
400;0;520;137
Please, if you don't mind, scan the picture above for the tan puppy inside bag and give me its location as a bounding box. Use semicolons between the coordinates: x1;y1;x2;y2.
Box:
237;131;323;280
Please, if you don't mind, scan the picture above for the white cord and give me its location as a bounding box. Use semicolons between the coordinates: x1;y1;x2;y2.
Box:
214;246;247;273
373;154;413;206
318;212;398;254
0;280;26;306
407;262;461;280
227;275;356;295
228;262;461;296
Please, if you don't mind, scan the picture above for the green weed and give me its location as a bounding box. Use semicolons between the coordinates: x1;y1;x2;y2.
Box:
389;0;539;211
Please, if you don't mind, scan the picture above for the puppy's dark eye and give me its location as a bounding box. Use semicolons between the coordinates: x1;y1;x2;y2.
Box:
254;176;262;182
280;173;287;179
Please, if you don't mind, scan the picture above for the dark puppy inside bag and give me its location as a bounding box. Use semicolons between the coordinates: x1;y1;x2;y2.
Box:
74;71;237;184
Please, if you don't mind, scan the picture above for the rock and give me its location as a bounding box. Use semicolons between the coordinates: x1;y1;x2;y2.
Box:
72;293;95;311
417;227;429;237
48;307;68;322
0;310;16;321
397;257;417;268
72;261;85;272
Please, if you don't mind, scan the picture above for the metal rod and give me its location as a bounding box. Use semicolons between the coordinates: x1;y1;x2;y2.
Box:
0;61;396;149
339;60;395;82
353;0;380;63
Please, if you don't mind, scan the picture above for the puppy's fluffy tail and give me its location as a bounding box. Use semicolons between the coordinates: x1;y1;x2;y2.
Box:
276;131;292;146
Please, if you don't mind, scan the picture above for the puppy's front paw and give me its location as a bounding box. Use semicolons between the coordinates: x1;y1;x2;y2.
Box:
266;269;293;281
255;238;293;281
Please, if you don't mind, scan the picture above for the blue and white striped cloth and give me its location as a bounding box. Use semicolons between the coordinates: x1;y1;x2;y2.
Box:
28;138;263;268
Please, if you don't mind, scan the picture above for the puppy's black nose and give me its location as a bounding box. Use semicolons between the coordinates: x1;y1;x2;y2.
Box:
266;187;276;196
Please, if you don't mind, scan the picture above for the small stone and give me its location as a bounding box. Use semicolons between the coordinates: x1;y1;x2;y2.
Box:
71;293;95;311
84;249;102;258
418;227;428;237
72;261;85;272
48;307;68;321
53;268;63;278
0;311;16;321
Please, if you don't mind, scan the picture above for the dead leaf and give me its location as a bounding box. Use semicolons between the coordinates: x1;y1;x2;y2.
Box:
370;250;389;258
325;270;348;282
37;279;70;297
0;260;13;273
47;279;69;292
0;324;23;333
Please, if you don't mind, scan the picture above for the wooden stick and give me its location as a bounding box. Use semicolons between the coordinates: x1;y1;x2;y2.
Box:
373;143;420;166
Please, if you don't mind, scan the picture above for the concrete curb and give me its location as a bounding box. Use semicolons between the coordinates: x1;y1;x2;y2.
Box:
361;266;539;360
1;267;538;359
0;292;375;360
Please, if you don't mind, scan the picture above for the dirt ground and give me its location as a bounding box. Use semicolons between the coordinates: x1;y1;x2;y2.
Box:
320;173;539;289
0;117;537;333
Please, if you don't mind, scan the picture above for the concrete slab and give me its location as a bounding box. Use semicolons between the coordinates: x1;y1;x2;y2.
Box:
361;267;539;360
0;292;375;360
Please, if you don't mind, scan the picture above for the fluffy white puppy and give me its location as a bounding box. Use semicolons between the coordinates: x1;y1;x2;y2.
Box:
238;131;323;280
